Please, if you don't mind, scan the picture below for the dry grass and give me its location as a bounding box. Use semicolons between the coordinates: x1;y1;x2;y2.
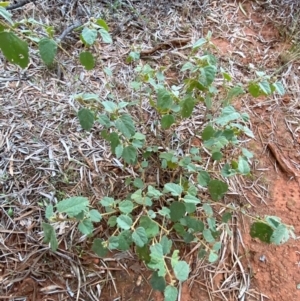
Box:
1;0;300;300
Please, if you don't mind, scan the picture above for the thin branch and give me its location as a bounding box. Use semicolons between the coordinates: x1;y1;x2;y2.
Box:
6;0;37;10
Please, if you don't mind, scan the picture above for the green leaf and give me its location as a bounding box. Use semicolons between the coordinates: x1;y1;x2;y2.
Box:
101;101;118;113
96;18;109;31
109;132;120;154
108;216;117;227
183;194;201;204
78;108;94;131
45;205;54;220
42;223;58;252
259;80;272;95
272;81;285;95
139;216;159;238
161;114;175;129
122;145;137;164
92;238;108;257
213;241;222;251
200;65;217;86
203;203;213;217
108;236;119;249
39;38;57;66
0;6;13;24
271;224;290;245
157;88;173;110
118;230;132;250
0;32;29;68
79;51;95;70
136;245;151;262
197;171;210;187
117;215;133;230
208;180;228;201
215;106;240;126
118;200;134;214
164;183;183;196
147;185;163;198
212;152;223;161
78;219;94;235
203;229;215;243
192;37;206;49
164;286;178;301
98;114;111;127
115;144;123;158
171;250;179;268
248;83;261;97
56;197;89;217
170;202;186;222
174;261;190;282
202;125;215;141
208;250;218;263
225;85;244;103
184;216;204;232
250;222;273;243
222;212;232;223
242;148;253;159
238;156;250;175
150;271;166;292
160;236;172;255
180;95;195;118
99;28;112;43
81;27;98;45
133;178;144;189
132;227;148;247
100;196;114;207
89;209;102;222
115;114;135;138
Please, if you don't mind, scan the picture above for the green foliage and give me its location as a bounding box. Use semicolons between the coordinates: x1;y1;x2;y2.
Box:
35;31;293;300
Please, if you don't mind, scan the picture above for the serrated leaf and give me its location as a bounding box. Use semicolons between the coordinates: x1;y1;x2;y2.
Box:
150;271;166;292
99;28;112;43
238;156;250;175
203;229;215;243
157;88;173;110
225;85;244;103
132;227;148;247
101;101;118;113
161;114;175;129
160;236;172;255
212;151;222;161
192;37;206;49
117;215;132;230
109;132;120;154
81;27;97;45
272;81;285;95
79;51;95;70
78;219;94;235
208;251;218;263
164;183;183;196
133;178;144;188
164;286;178;301
202;125;215;141
136;245;151;262
200;65;216;86
222;212;232;223
0;32;29;68
250;222;273;243
270;224;290;245
89;209;102;222
208;179;228;201
197;171;210;187
174;261;190;282
45;205;54;220
0;6;13;24
122;145;137;164
203;203;213;217
147;185;163;198
108;216;117;227
108;236;119;249
115;144;123;158
115;114;135;138
118;200;134;214
242;148;253;159
96;18;109;31
170;202;186;222
92;238;108;257
78;108;94;131
139;216;159;238
184;216;204;232
183;194;201;204
56;197;89;217
259;80;272;95
248;82;261;97
100;196;115;207
39;38;57;66
215;106;241;126
213;241;221;251
42;223;58;252
118;230;132;250
98;114;111;127
180;95;195;118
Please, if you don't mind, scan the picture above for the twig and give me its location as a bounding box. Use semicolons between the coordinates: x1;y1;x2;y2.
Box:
57;21;82;43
